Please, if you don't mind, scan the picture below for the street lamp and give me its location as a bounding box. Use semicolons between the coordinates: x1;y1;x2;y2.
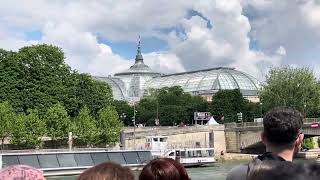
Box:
132;102;137;149
120;113;126;121
260;102;263;119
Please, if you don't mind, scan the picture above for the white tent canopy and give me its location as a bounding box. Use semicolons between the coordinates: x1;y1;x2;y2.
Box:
207;116;219;125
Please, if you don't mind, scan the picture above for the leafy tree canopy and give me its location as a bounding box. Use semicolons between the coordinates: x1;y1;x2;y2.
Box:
44;103;70;140
97;106;123;145
73;106;98;146
261;67;320;117
0;44;112;117
209;89;260;123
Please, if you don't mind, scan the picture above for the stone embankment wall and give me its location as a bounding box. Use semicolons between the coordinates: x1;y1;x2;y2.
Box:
123;125;226;157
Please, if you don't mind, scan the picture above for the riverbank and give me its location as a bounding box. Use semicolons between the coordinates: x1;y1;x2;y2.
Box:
217;153;257;162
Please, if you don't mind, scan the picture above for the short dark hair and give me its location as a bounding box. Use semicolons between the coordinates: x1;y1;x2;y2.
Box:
139;158;190;180
263;106;303;146
78;162;134;180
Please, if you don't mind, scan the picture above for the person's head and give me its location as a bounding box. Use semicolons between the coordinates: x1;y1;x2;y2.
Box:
139;158;190;180
261;106;304;153
0;165;45;180
248;161;306;180
78;162;134;180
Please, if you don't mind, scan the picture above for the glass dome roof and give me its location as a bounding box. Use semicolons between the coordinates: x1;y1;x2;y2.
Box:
93;76;126;100
144;67;261;96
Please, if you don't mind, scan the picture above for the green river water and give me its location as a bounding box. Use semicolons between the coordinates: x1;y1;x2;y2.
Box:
47;161;245;180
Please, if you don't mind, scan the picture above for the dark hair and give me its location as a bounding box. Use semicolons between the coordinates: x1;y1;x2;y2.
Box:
263;106;303;146
78;162;134;180
248;161;306;180
139;158;190;180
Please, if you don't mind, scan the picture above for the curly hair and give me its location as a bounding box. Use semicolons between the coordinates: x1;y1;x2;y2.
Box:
263;106;303;147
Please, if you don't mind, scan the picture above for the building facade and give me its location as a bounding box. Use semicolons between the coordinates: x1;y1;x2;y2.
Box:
94;43;261;102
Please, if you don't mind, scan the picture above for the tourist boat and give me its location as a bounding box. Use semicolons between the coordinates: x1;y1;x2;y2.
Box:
145;136;216;167
164;148;216;167
0;149;153;177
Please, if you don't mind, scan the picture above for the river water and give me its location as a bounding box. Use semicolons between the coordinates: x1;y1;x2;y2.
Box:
47;161;245;180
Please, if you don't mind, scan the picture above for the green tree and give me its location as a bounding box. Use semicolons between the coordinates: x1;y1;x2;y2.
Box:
0;44;113;118
302;138;314;150
44;103;70;141
261;67;320;117
11;110;46;148
0;102;15;149
74;106;98;146
113;100;134;126
209;89;246;123
96;106;123;145
139;86;209;126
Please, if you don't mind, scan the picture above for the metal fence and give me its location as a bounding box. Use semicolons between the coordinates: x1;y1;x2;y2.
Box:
225;118;320;129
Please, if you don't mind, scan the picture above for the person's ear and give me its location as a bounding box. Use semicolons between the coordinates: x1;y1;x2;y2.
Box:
261;132;267;145
294;133;304;152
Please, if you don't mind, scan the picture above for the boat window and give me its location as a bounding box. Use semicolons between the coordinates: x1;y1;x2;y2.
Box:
196;150;202;157
187;151;192;158
138;151;152;163
201;150;209;157
108;152;127;164
91;153;110;165
123;152;140;164
169;152;174;156
2;156;19;167
74;153;94;166
18;155;40;168
38;154;60;168
208;150;214;157
153;138;158;142
57;154;77;167
180;151;186;158
159;138;166;142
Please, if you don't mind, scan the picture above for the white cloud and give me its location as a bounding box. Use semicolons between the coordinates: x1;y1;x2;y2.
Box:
144;52;185;74
0;0;319;81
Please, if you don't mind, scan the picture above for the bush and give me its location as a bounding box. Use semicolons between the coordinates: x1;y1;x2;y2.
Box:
302;138;314;150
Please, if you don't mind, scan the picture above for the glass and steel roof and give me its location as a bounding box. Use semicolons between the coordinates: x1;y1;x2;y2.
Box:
93;76;126;100
144;67;261;96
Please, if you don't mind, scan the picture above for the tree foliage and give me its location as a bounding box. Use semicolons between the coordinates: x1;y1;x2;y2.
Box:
11;110;46;148
136;86;209;126
44;103;70;141
73;106;98;146
113;100;134;126
209;89;260;123
0;102;15;149
302;137;314;150
261;67;320;117
0;44;113;117
96;106;123;145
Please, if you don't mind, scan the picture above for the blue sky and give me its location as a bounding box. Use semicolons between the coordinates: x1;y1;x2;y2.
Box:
1;0;320;79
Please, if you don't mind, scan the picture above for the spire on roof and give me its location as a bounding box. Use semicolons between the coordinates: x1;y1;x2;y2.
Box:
135;35;144;64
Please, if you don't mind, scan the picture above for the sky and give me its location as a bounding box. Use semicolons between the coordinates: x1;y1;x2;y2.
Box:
1;0;320;80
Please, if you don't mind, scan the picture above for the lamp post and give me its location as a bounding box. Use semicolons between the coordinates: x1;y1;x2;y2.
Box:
260;102;263;119
120;113;126;121
133;102;137;149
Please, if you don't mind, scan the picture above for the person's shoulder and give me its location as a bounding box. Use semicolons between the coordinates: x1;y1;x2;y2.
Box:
226;164;248;180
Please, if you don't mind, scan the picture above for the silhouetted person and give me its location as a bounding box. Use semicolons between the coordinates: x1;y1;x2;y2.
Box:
139;158;190;180
78;162;134;180
227;106;304;180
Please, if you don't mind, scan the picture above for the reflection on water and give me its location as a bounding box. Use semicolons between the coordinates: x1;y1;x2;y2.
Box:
47;161;246;180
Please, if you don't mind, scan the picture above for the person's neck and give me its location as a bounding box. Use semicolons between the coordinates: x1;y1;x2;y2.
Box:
266;146;294;161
